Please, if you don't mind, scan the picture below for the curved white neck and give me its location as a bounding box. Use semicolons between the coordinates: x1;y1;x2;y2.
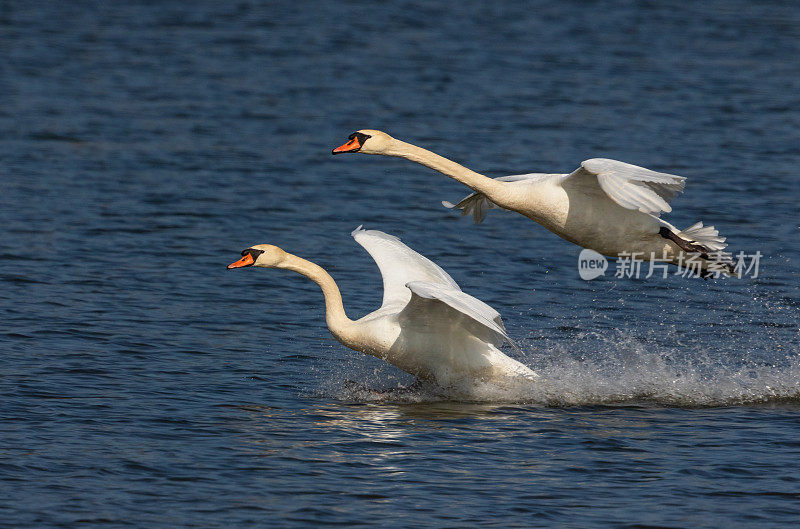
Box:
280;254;355;344
384;139;504;198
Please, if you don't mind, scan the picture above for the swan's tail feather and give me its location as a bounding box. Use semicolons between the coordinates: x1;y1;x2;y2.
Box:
678;221;728;252
441;192;497;224
674;222;735;276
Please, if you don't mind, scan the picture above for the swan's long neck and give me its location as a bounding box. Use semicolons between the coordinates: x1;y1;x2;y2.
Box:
280;254;356;344
385;139;505;199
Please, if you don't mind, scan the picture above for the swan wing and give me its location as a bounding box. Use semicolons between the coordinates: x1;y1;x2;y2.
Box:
352;227;460;309
495;173;554;184
442;173;552;223
564;158;686;215
398;281;521;353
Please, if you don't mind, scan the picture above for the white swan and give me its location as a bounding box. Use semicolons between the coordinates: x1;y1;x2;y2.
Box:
227;227;537;390
333;130;733;276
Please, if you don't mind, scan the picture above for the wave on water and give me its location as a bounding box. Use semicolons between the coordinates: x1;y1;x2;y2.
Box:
313;331;800;407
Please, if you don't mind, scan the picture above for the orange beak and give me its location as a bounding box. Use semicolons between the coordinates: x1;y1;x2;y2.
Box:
332;136;361;154
227;253;255;269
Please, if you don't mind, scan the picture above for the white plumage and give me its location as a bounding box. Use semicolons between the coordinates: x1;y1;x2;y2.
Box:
229;228;537;391
334;130;733;274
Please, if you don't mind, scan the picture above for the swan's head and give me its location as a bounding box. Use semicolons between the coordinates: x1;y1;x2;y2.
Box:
332;129;394;155
227;244;288;270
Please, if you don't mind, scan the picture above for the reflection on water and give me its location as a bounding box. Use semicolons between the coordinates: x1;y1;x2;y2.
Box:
226;398;800;525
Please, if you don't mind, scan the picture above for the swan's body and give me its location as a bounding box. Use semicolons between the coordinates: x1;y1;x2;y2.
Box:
228;227;537;390
333;130;733;275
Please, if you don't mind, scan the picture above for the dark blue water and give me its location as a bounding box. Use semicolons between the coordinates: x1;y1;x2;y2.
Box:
2;1;800;527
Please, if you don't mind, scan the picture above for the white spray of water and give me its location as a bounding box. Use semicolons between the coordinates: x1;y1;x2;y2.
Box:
313;329;800;407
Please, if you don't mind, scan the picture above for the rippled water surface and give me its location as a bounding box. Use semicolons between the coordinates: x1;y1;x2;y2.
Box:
2;1;800;527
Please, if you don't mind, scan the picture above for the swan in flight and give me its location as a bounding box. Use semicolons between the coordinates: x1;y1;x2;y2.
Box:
227;227;537;391
333;130;733;276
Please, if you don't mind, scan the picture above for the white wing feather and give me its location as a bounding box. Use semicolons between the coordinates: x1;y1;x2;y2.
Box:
399;281;521;353
565;158;686;215
442;173;553;223
351;226;459;309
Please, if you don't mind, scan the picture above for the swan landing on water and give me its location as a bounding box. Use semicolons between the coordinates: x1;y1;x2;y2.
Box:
333;130;734;277
228;227;537;391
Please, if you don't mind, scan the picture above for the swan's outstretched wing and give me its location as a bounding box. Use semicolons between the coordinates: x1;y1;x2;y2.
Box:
398;281;521;353
442;173;552;223
563;158;686;215
352;227;460;309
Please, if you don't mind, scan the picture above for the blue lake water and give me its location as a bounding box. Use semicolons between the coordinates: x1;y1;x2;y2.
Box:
2;1;799;527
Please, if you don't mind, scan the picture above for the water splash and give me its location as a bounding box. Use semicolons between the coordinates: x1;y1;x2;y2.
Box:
313;331;800;407
528;333;800;406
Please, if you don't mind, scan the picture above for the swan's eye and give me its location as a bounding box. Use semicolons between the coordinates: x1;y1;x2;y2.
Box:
247;248;265;260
